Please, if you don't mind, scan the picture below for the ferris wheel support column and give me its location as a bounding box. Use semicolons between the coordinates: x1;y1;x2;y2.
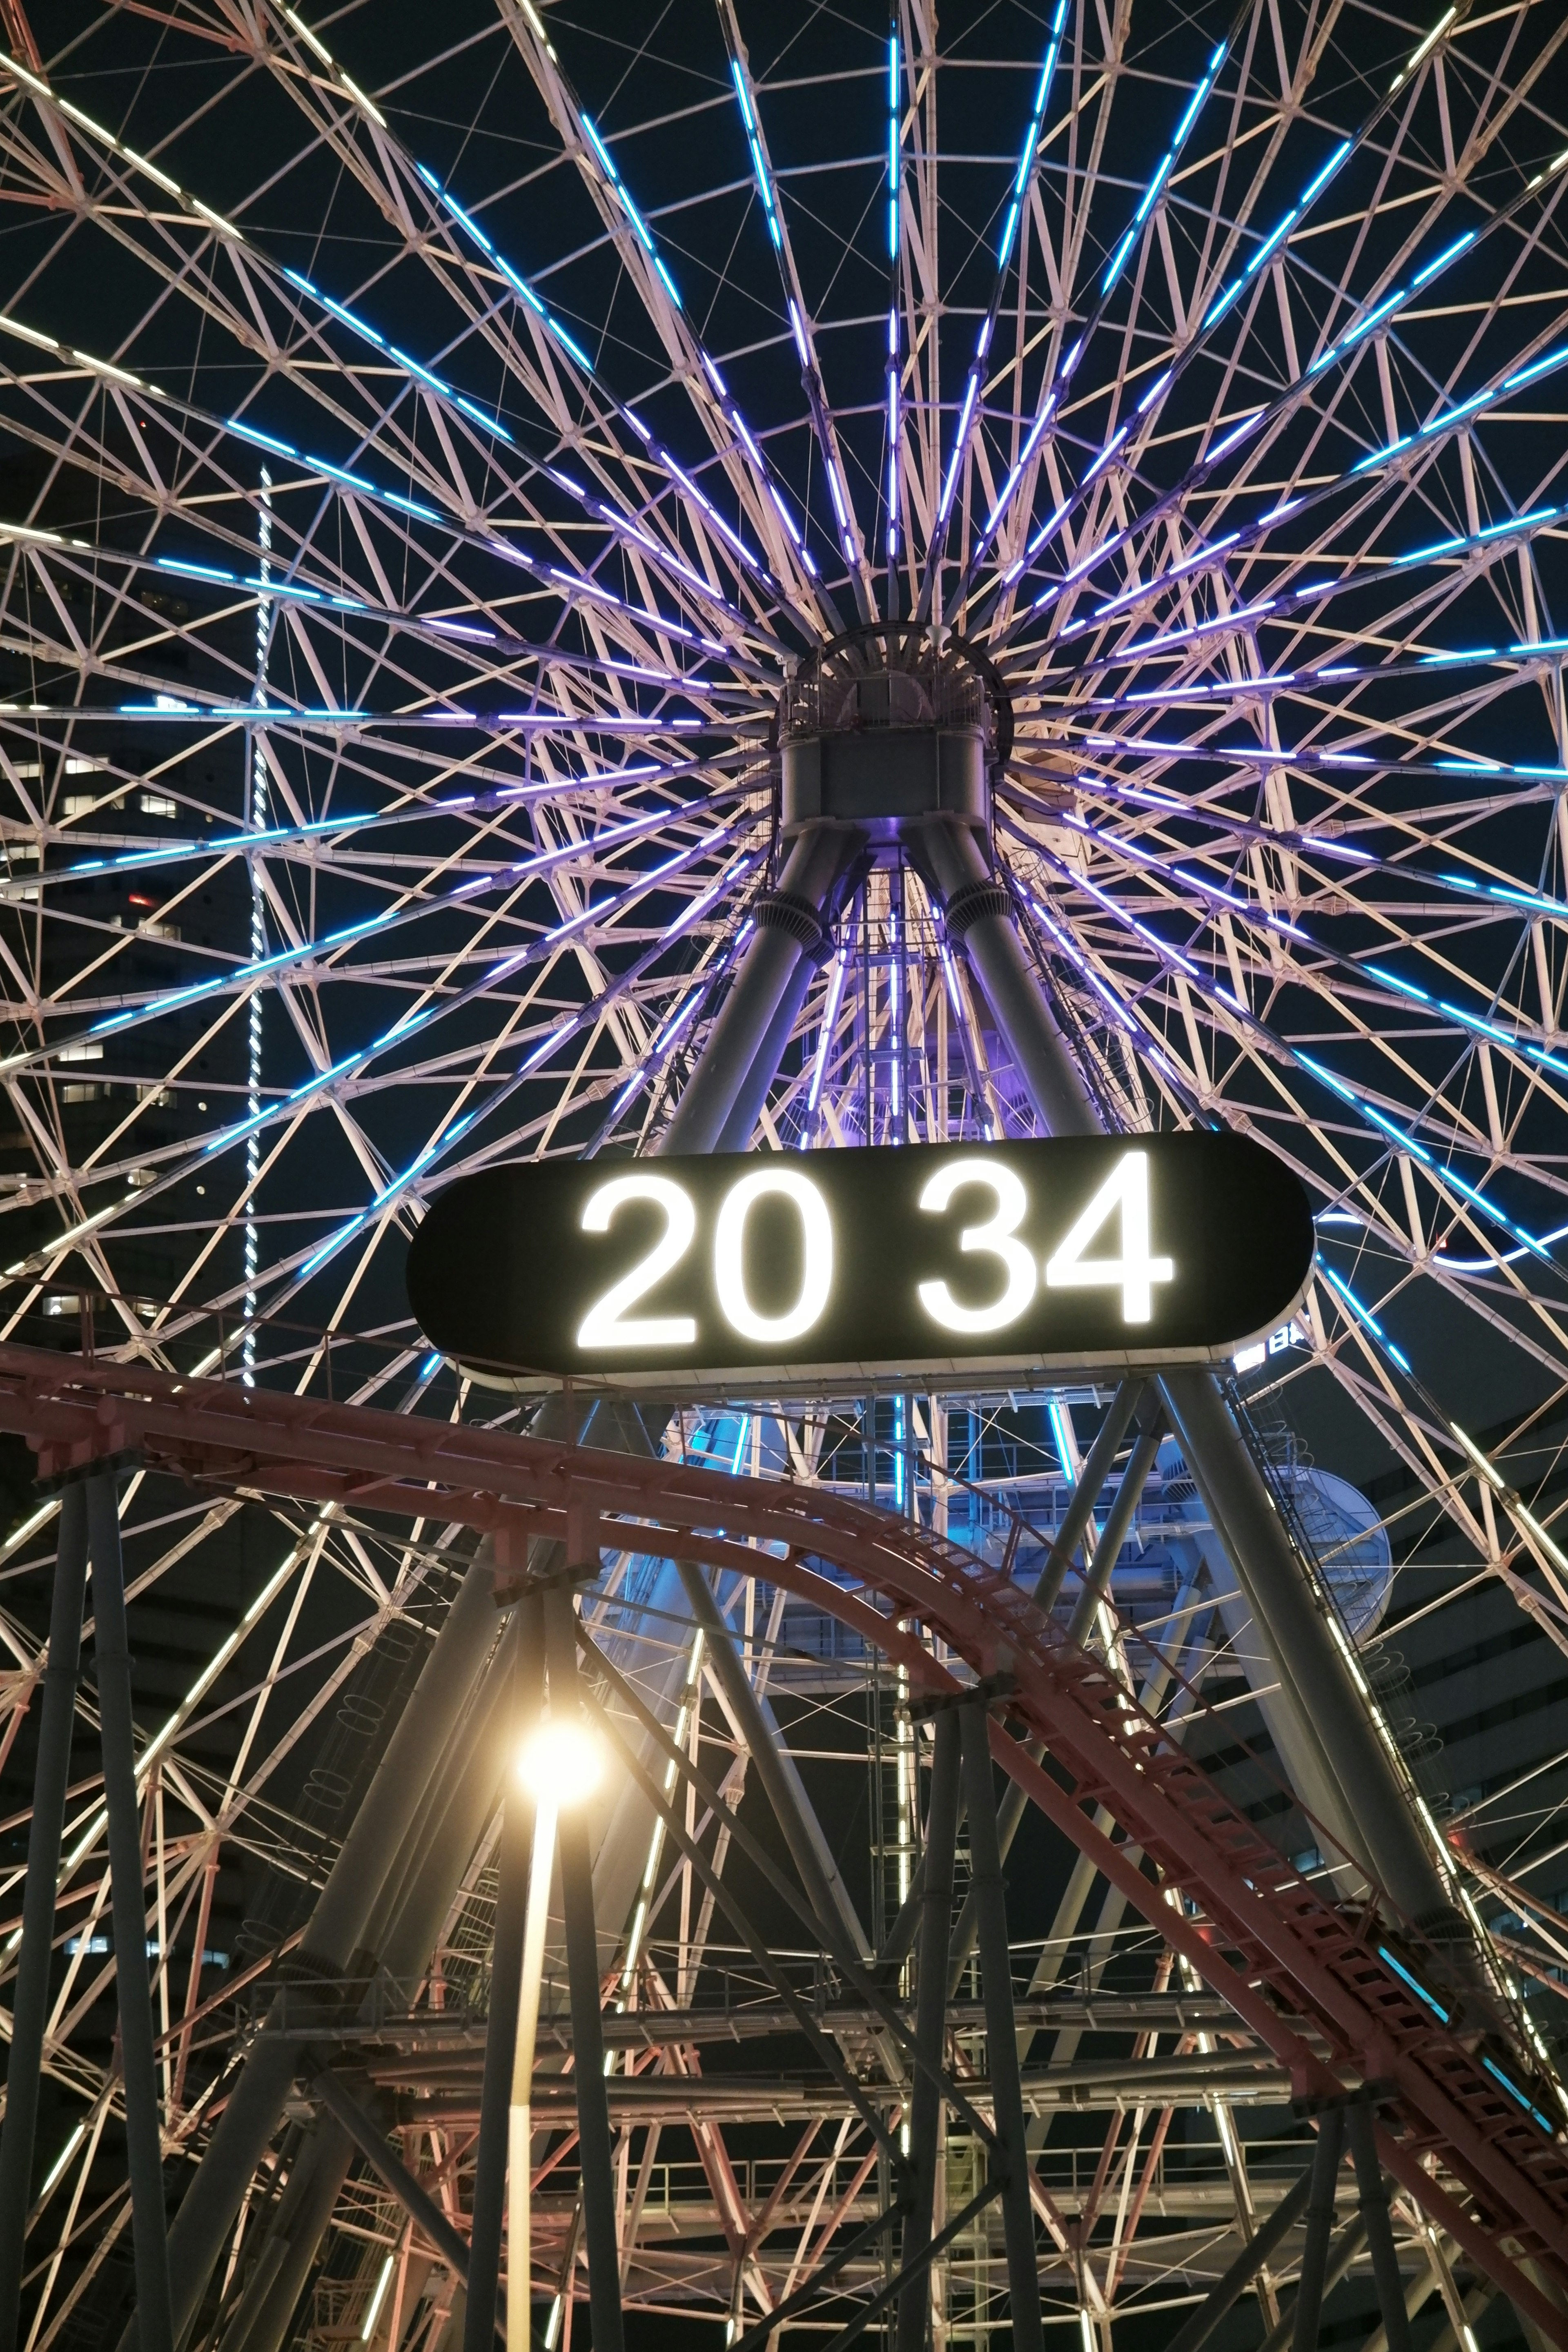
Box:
219;1609;523;2352
957;1699;1044;2352
143;1548;504;2352
0;1481;89;2352
712;933;835;1154
86;1469;175;2352
911;817;1456;1935
662;825;863;1155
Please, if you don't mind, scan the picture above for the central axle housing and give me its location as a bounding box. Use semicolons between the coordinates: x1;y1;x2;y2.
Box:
778;623;1012;849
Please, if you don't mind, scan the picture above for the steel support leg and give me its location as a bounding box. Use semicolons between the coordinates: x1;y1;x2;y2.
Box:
86;1470;175;2352
956;1703;1041;2352
149;1546;502;2352
675;1560;868;1958
1031;1378;1142;1613
543;1586;624;2352
1160;1370;1446;1922
944;1399;1161;1993
466;1600;542;2352
1165;2160;1316;2352
1292;2108;1345;2352
916;813;1455;1933
221;2125;356;2352
663;825;861;1155
713;942;826;1153
895;1710;960;2352
1258;2210;1369;2352
914;822;1099;1140
0;1481;89;2352
1064;1405;1165;1647
310;2069;472;2285
1347;2102;1412;2352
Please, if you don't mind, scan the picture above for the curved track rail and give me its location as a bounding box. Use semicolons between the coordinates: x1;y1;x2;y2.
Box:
0;1339;1565;2337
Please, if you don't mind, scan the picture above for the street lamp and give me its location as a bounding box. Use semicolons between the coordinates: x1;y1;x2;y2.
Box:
509;1716;603;2352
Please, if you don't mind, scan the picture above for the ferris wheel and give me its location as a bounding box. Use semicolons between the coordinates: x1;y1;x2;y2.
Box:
2;0;1568;2348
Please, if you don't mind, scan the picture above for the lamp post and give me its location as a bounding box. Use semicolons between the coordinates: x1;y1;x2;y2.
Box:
510;1717;603;2351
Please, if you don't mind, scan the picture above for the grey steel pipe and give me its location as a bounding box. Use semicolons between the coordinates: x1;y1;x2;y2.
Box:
915;820;1100;1139
1031;1377;1142;1613
358;1642;501;1977
676;1559;869;1958
957;1703;1042;2352
662;825;861;1155
947;1397;1161;1994
1161;1369;1449;1928
0;1480;89;2352
1347;2101;1412;2352
895;1708;960;2352
86;1469;175;2352
377;1641;519;1999
1163;2159;1316;2352
463;1600;542;2352
151;1547;502;2352
713;942;825;1153
883;1380;1142;1983
1167;1443;1363;1872
234;1624;524;2352
310;2069;473;2285
1292;2107;1345;2352
218;2126;355;2352
1259;2212;1369;2352
543;1585;624;2352
918;813;1455;1932
1064;1406;1166;1647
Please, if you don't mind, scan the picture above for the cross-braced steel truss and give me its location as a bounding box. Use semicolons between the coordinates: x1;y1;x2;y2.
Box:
2;2;1568;2348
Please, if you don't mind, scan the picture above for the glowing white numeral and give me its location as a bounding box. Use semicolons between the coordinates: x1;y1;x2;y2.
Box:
1044;1150;1173;1324
714;1168;833;1342
577;1174;697;1348
916;1159;1036;1333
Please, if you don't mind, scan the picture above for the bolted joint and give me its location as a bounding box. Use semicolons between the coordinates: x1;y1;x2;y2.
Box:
753;886;832;962
943;877;1012;940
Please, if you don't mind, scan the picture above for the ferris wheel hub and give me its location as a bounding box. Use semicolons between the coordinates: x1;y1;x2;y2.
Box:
777;621;1011;853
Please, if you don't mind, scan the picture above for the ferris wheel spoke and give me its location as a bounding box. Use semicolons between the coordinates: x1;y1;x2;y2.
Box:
974;21;1559;650
488;8;829;631
716;4;876;621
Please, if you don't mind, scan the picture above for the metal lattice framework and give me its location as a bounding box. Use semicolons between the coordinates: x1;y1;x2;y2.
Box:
3;1;1568;2348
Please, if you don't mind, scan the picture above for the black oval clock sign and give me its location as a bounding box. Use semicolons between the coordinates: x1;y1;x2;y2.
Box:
405;1135;1314;1390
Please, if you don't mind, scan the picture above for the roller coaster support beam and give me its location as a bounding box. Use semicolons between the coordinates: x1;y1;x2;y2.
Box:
895;1707;960;2352
1032;1377;1143;1613
310;2068;474;2288
1065;1398;1167;1645
913;814;1455;1934
1163;2158;1316;2352
1348;2100;1413;2352
958;1698;1042;2352
543;1584;625;2352
0;1482;89;2352
464;1600;542;2352
142;1547;502;2352
677;1559;869;1957
880;1376;1145;1980
218;2127;355;2352
87;1468;175;2352
947;1392;1164;1995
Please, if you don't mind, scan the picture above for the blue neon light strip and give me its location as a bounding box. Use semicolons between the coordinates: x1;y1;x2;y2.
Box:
1375;1942;1449;2020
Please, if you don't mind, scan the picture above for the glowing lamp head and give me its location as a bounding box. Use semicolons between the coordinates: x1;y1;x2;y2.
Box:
517;1716;602;1807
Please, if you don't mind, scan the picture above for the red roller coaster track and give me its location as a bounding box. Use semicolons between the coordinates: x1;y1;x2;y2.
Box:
2;1339;1566;2341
